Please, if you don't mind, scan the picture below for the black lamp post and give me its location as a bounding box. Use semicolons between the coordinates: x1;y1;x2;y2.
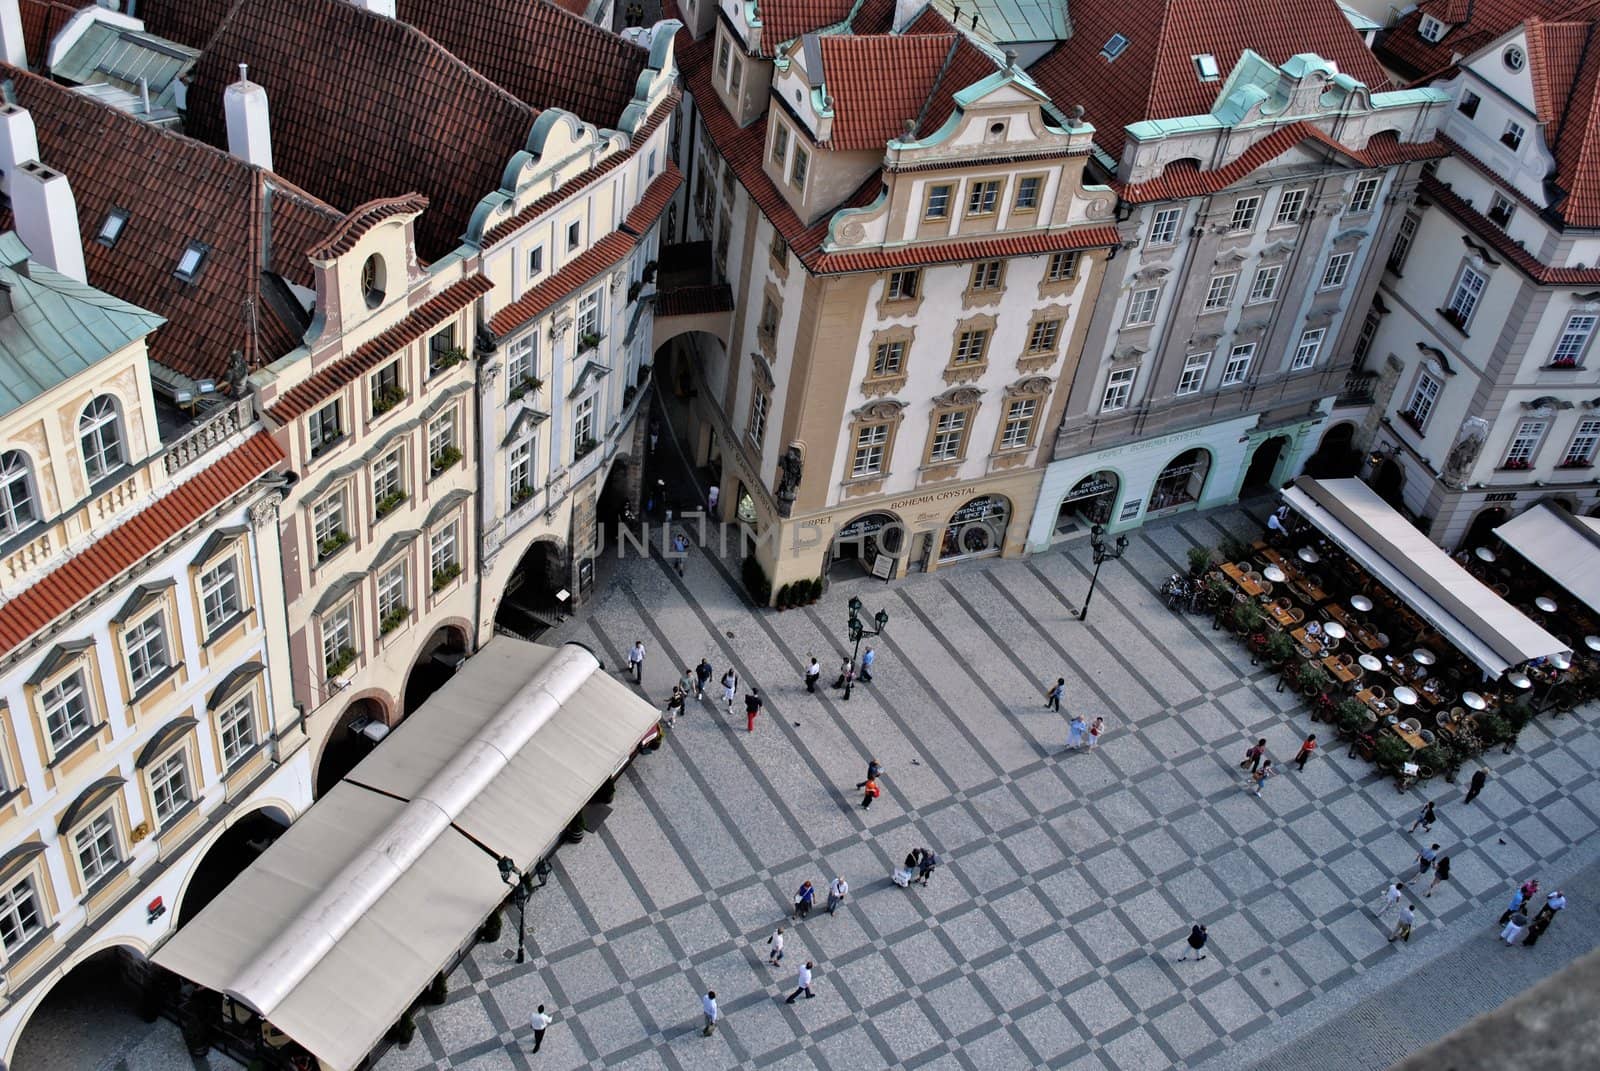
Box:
498;855;533;964
844;595;888;702
1076;523;1129;622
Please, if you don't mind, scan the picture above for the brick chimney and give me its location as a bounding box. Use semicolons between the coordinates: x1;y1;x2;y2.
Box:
224;63;273;170
0;0;24;68
0;102;39;198
13;160;87;283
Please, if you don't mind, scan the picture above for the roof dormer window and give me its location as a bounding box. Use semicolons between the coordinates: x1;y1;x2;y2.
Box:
1101;34;1129;61
1418;15;1447;43
1503;44;1526;72
175;241;208;283
97;209;129;248
1193;54;1219;81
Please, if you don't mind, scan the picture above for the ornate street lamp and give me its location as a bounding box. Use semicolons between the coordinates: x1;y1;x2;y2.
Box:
1076;523;1129;623
844;595;889;702
498;855;533;964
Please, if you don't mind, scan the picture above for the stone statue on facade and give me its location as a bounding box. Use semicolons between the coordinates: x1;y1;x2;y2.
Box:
776;445;803;517
1442;416;1488;489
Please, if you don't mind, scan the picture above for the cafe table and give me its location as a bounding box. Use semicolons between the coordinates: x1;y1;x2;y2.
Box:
1266;602;1298;628
1291;627;1325;655
1322;655;1360;684
1392;722;1427;750
1221;562;1265;598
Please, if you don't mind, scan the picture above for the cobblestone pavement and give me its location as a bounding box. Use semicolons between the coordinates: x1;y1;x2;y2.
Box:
354;503;1600;1071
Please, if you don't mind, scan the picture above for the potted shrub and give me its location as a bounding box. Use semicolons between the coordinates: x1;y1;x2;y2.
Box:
1477;711;1512;745
1248;630;1269;664
372;382;406;415
1335;699;1370;737
573;437;598;460
578;332;601;352
1187;545;1213;577
1219;533;1249;564
477;910;503;943
430;345;466;374
380;604;409;636
375;489;406;518
1372;732;1412;773
1265;631;1295;665
742;555;772;606
424;972;448;1006
775;583;791;610
317;528;351;560
511;482;535;507
1231;600;1263;636
432;561;463;591
325;645;356;677
1206;576;1234;628
430;444;463;476
1297;661;1332;697
388;1012;417;1046
509;374;544;401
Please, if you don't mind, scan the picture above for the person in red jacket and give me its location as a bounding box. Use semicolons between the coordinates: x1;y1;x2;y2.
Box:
744;690;762;732
860;778;881;810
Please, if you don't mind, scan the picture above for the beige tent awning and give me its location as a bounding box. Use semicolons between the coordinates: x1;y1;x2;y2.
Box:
1281;478;1568;678
1494;503;1600;616
153;639;659;1071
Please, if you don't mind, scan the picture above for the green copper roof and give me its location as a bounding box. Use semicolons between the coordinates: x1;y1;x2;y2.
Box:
0;231;165;417
932;0;1067;43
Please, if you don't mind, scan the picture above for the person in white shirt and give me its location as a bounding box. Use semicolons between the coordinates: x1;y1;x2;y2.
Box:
627;640;645;684
785;961;815;1003
766;925;785;965
827;876;849;915
701;991;719;1036
528;1004;553;1053
1376;882;1403;917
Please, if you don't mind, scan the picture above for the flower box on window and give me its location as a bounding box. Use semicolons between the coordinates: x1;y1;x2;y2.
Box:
1399;409;1427;434
317;529;351;560
429;346;466;375
1501;458;1533;470
508;375;544;401
1558;459;1593;469
372;384;407;416
511;483;535;506
574;437;598;460
429;445;463;477
432;562;462;592
380;605;410;635
578;332;602;353
375;490;407;519
325;646;356;676
1548;357;1581;369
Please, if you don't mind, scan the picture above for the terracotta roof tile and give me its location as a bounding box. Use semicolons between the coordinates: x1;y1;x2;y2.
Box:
1549;35;1600;226
751;0;856;55
817;33;1002;150
813;226;1121;272
306;195;430;261
1422;171;1600;282
489;232;637;336
0;432;285;657
1029;0;1393;163
0;64;345;383
267;274;493;422
135;0;235;49
1525;17;1592;136
656;284;735;317
1376;0;1574;79
623;164;685;235
17;0;93;64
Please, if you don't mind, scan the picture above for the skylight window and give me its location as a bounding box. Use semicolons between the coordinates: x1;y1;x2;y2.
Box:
1193;53;1220;81
175;241;208;283
97;209;129;248
1102;33;1129;61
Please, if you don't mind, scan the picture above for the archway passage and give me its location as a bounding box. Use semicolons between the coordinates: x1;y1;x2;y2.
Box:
496;540;568;640
178;808;290;927
939;495;1011;563
829;512;904;577
1304;422;1361;479
595;456;634;554
314;697;387;799
1461;507;1509;554
1055;471;1118;537
1373;458;1405;508
402;625;469;716
1242;435;1289;494
11;947;156;1071
1151;448;1212;511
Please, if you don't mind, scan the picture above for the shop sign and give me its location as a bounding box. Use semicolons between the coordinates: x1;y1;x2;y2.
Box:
1063;476;1115;502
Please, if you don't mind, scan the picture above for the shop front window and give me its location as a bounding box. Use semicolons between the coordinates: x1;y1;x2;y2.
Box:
938;496;1011;561
1150;449;1211;511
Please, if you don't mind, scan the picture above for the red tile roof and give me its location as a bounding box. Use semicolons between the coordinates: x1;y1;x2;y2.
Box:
267;274;493;422
1526;16;1593;138
1028;0;1394;163
624;165;685;234
1377;0;1573;79
135;0;234;49
1422;172;1600;283
750;0;855;55
1532;11;1600;227
489;231;637;336
814;227;1121;272
17;0;93;64
307;195;430;261
0;64;345;384
0;433;285;657
817;33;1002;150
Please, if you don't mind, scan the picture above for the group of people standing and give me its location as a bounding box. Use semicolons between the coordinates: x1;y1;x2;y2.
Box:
1045;678;1108;750
1498;881;1567;946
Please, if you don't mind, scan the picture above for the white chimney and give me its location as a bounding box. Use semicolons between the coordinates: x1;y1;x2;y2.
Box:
891;0;926;33
1;0;25;68
350;0;396;16
224;63;273;170
13;160;87;283
0;102;39;197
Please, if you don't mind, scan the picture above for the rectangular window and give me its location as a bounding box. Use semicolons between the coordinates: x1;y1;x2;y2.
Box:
370;362;402;415
427;325;460;376
428;412;458;473
1147;206;1182;245
124;614;169;692
851;423;889;476
217;692;257;768
73;812;120;888
1320;252;1354;290
871;341;905;377
924;184;951;219
1221;343;1255;386
770;122;789;166
508;439;535;498
573;395;596;450
1014;176;1041;211
1488;192;1516;228
1353;308;1381;367
1124;287;1160;326
1505;420;1546;467
1291;328;1326;370
728;56;743;95
1458;90;1481;119
966;180;1000;216
758;296;779;339
1027;319;1061;353
1502;121;1525;151
1000;398;1037;449
770;232;787;264
1176;352;1210;395
576;290;601;340
747;389;769;446
429;522;459;583
1247;265;1282;302
566;220;581;251
1419;14;1446;42
887;269;919;301
1552;314;1598;367
1404;370;1442;429
790;146;809;190
971;260;1003;291
377;561;407;626
929;410;967;462
716;36;730;78
199;557;241;633
1101;367;1135;412
321;603;354;675
527;244;544;279
1349;176;1382;213
1389;213;1419;273
1228;195;1261;232
149;750;190;825
1203;272;1237;311
1564;419;1600;467
313;492;346;556
953;329;989;365
1275;188;1307;226
41;671;92;751
1046;251;1078;282
308;401;342;457
1446;264;1487;327
0;875;43;955
372;447;404;516
507;336;538;395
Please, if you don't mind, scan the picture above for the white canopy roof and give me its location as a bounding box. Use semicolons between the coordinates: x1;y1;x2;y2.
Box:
1281;478;1568;677
154;639;659;1071
1494;503;1600;616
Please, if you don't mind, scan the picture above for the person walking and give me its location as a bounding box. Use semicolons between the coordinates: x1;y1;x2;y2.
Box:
1177;923;1208;961
856;758;883;789
917;849;940;887
1464;766;1489;804
627;640;646;684
1293;733;1317;771
1240;739;1268;773
1501;910;1530;945
1426;854;1451;897
785;961;815;1003
663;687;685;727
827;876;849;915
529;1004;553;1054
1376;881;1404;917
859;646;876;683
832;657;854;690
695;658;713;701
793;880;815;919
1540;889;1568;922
707;484;720;515
1498;886;1527;926
1521;878;1541;901
1408;801;1436;834
894;849;921;888
1247;759;1276;797
1088;716;1106;749
1066;714;1088;750
804;657;821;693
678;667;696;698
744;690;763;733
766;926;785;966
860;778;881;809
1406;844;1440;885
1045;678;1065;712
721;668;739;715
1388;902;1416;943
671;531;690;577
701;991;719;1036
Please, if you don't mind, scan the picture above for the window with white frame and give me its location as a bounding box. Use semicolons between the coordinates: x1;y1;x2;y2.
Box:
1404;370;1443;429
199;556;241;634
508;438;535;500
1228;195;1261;232
1458;89;1481;118
1046;252;1078;282
952;329;989;365
1247;265;1282;302
747;389;768;446
308;400;342;457
1220;343;1255;386
1445;264;1487;327
0;873;44;955
1320;252;1354;290
1564;419;1600;467
40;670;93;752
886;269;919;301
716;35;730;78
1203;272;1236;311
577;291;602;341
312;491;346;557
970;260;1002;291
1504;420;1546;467
217;691;257;768
1124;287;1160;326
1027;320;1061;353
871;340;905;377
430;522;459;587
850;423;889;476
1291;328;1326;370
73;811;120;888
124;613;169;692
372;447;404;516
1275;188;1307;226
321;602;355;674
573;395;596;452
1487;192;1515;228
148;749;191;824
507;335;538;397
790;145;809;189
1353;308;1381;367
770;122;789;165
1176;352;1210;395
1000;398;1037;449
377;560;407;629
427;326;460;377
1147;207;1182;245
924;184;951;219
1502;120;1525;151
1349;176;1382;213
370;361;402;416
1418;14;1446;41
929;410;967;462
1389;213;1419;273
428;411;458;473
79;395;123;483
1014;176;1041;211
0;451;36;538
966;180;1000;216
728;55;743;95
1101;367;1135;412
1551;314;1598;367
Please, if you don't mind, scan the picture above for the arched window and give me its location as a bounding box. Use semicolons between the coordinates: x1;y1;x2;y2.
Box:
0;451;36;536
79;395;124;482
